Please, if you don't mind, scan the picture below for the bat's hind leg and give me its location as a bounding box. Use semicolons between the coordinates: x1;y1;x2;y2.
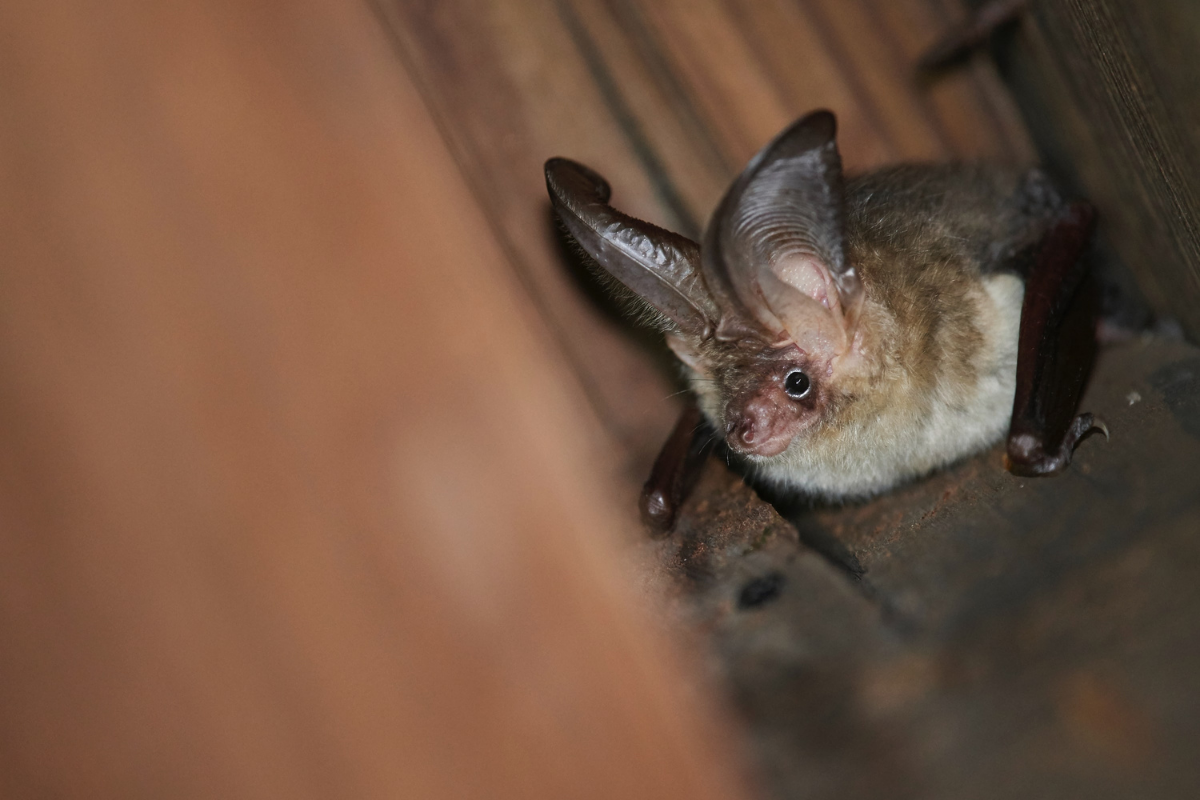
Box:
1005;202;1108;477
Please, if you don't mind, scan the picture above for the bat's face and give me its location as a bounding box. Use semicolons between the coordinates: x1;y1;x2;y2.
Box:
669;336;836;459
547;110;864;461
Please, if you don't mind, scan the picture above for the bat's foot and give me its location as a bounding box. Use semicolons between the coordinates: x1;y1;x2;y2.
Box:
919;0;1028;72
1005;412;1108;477
1075;412;1110;444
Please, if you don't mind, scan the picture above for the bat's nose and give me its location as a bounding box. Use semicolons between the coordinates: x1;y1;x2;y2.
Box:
727;414;760;447
725;408;788;457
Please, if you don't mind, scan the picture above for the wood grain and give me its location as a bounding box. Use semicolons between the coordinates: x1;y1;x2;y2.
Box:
997;0;1200;339
654;338;1200;800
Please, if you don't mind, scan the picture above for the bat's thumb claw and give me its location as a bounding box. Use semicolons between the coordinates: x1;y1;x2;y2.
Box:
1068;412;1109;450
640;486;677;537
1075;412;1108;443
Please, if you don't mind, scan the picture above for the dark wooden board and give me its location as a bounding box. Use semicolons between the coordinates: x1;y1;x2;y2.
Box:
649;336;1200;800
989;0;1200;340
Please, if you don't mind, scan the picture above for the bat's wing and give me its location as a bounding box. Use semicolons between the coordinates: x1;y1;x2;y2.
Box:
1006;202;1107;476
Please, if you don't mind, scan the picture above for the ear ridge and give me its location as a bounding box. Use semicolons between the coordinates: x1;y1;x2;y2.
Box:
702;110;863;349
756;267;850;361
545;158;718;336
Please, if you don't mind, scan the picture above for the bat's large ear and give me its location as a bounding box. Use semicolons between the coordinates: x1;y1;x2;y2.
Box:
702;110;863;356
545;158;719;337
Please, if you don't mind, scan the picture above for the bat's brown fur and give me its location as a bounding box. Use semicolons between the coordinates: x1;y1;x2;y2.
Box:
676;165;1054;499
546;112;1083;503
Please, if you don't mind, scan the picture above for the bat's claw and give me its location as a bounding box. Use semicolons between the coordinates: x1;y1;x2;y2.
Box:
640;486;678;537
1005;412;1107;477
1066;412;1109;447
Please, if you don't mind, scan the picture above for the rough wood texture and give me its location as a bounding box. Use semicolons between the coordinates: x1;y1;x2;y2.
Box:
989;0;1200;339
652;337;1200;800
0;2;752;797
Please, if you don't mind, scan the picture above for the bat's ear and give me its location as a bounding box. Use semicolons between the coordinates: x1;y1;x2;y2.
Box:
545;158;719;337
702;110;864;357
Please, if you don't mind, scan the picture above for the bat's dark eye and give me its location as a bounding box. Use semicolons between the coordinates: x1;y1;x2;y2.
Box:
784;370;811;399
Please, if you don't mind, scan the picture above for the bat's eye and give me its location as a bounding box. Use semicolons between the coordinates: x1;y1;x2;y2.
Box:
784;370;811;399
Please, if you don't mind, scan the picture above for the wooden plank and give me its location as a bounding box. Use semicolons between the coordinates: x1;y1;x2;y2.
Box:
719;0;899;166
655;338;1200;800
372;0;687;478
0;2;752;797
636;0;800;168
566;0;734;229
878;0;1034;165
996;0;1200;339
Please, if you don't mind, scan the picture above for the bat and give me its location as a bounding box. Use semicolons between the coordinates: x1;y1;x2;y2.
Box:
545;110;1105;533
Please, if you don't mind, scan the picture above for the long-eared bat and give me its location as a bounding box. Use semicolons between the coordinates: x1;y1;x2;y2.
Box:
546;110;1104;532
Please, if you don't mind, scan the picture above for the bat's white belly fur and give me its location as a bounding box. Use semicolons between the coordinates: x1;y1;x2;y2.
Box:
753;273;1025;500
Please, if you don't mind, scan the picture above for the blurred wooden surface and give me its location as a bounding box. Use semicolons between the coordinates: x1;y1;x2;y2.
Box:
0;2;752;797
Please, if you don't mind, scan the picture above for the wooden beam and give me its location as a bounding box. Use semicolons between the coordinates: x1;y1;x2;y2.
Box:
0;2;751;797
998;0;1200;338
